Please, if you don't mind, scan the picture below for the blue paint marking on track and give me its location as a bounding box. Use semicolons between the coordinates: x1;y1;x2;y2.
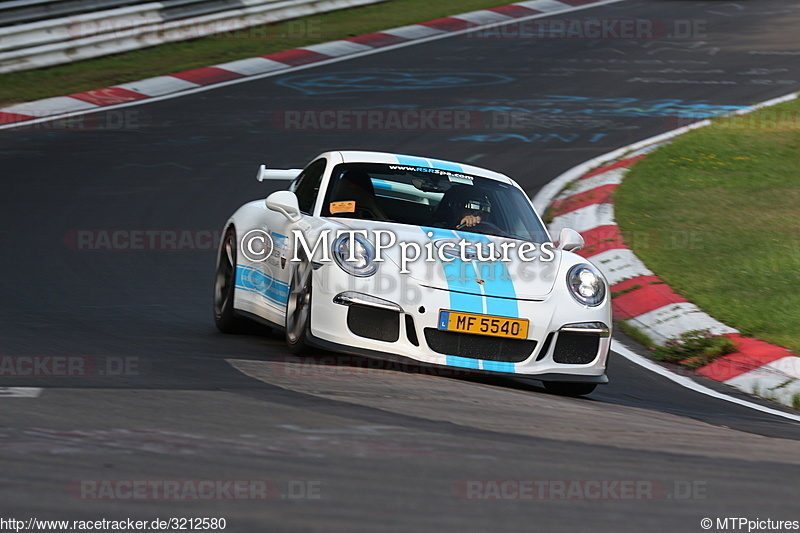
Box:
351;97;747;117
449;133;608;143
276;72;514;95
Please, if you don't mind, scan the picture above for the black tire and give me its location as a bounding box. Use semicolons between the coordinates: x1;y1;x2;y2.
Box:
213;227;249;333
285;256;312;354
543;382;597;397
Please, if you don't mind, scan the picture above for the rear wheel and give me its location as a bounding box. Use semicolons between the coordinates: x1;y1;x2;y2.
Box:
213;227;248;333
543;382;597;397
285;257;312;354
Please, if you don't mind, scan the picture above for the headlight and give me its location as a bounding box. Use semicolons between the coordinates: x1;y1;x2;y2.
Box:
567;264;606;307
332;233;377;277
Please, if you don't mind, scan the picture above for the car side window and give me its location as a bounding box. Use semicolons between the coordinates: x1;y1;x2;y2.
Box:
290;158;326;215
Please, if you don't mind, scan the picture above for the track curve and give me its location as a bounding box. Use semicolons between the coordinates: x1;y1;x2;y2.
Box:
2;1;800;531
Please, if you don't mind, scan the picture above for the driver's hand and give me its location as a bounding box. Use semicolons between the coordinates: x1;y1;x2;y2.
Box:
459;214;481;227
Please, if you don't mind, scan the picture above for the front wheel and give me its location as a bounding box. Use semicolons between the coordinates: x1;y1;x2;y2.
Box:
214;227;249;333
285;258;312;354
543;382;597;397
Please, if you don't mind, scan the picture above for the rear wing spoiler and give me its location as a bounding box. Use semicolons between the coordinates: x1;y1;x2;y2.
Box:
256;165;303;182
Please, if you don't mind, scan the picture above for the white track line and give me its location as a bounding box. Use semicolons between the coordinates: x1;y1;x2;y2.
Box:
0;387;43;398
612;341;800;423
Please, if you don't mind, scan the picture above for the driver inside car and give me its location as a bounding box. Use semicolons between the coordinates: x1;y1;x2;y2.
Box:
456;196;492;229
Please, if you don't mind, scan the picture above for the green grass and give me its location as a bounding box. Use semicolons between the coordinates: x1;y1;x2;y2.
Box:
0;0;515;107
617;320;655;349
652;329;738;370
615;98;800;353
610;284;641;299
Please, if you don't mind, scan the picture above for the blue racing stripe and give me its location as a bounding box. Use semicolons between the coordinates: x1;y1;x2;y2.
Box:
444;356;515;373
454;230;519;318
445;355;480;370
427;158;463;173
236;265;289;307
395;155;432;167
481;360;516;373
371;179;397;191
422;226;482;314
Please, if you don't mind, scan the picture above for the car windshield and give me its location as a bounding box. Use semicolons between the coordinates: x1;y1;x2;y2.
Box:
321;162;550;242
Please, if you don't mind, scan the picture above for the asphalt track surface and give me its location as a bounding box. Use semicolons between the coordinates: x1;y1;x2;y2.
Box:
2;1;800;531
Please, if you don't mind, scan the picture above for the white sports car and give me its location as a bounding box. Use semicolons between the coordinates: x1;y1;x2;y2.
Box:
214;151;611;395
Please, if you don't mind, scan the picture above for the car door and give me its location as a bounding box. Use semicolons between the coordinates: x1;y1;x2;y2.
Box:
257;157;328;322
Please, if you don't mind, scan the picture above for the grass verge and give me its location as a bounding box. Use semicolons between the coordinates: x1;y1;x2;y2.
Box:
652;329;737;370
617;320;655;349
615;97;800;353
0;0;515;108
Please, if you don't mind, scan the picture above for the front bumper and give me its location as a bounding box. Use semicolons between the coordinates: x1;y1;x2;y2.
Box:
308;265;611;382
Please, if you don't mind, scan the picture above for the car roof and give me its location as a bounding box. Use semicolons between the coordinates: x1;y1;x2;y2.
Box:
333;150;515;185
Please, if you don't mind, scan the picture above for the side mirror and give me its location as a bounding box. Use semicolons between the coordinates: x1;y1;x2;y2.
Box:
558;228;584;252
266;190;302;223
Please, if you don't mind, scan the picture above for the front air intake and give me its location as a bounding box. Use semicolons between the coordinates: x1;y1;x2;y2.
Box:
423;329;536;362
346;305;399;342
552;332;600;364
405;315;419;346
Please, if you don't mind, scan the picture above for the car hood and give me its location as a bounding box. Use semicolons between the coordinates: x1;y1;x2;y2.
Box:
327;219;561;300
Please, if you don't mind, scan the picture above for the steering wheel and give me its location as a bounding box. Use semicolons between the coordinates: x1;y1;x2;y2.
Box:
355;206;379;219
455;220;508;237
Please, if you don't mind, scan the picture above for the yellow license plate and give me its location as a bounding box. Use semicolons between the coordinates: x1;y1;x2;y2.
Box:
438;310;529;339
